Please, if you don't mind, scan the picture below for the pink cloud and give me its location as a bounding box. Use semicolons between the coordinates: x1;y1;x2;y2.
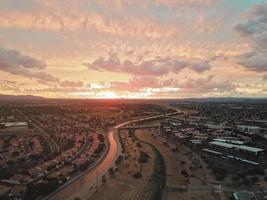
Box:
178;76;236;93
86;54;212;76
0;10;177;39
111;76;176;92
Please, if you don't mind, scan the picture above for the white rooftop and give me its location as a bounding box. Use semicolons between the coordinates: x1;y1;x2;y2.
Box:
1;122;28;127
213;138;244;145
210;141;264;153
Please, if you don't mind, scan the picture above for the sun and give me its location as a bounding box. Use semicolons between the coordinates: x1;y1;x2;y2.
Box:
101;91;119;99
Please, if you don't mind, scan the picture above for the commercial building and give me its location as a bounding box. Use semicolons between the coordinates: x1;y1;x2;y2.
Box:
209;140;264;155
0;122;29;136
237;125;261;135
233;191;267;200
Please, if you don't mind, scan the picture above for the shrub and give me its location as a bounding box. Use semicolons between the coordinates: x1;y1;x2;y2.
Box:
247;168;265;175
231;176;239;182
181;170;189;177
211;166;228;178
250;176;259;183
215;174;225;181
237;173;246;179
94;143;106;154
133;172;142;179
242;178;250;185
108;167;114;176
97;134;104;142
115;155;123;165
138;151;150;163
136;143;142;148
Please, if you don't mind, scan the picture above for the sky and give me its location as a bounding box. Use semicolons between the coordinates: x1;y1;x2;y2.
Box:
0;0;266;99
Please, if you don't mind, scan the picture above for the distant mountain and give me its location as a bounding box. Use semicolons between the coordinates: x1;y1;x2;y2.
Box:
169;97;267;103
0;94;45;101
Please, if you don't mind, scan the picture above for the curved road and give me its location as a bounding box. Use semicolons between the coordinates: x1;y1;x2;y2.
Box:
46;112;178;200
133;131;166;200
47;129;120;200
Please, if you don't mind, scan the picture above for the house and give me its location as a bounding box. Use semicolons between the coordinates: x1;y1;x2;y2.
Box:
0;184;9;199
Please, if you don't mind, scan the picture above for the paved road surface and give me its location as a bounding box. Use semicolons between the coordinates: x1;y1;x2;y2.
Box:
46;112;178;200
47;130;120;200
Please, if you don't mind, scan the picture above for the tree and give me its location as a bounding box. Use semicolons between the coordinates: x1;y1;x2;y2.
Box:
181;170;189;177
180;161;186;165
250;176;259;183
115;155;123;165
102;175;107;185
108;167;114;177
133;172;142;179
97;134;104;142
138;151;149;164
242;178;250;186
248;168;265;175
231;176;239;182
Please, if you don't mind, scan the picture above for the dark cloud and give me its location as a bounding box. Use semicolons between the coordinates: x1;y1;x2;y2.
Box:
189;61;211;73
86;54;212;76
0;47;45;70
234;3;267;72
0;47;58;82
0;47;84;88
237;52;267;72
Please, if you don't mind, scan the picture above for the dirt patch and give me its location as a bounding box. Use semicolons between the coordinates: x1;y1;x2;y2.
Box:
135;128;218;200
89;129;156;200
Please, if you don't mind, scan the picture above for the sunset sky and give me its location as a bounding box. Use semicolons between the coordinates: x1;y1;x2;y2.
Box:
0;0;266;98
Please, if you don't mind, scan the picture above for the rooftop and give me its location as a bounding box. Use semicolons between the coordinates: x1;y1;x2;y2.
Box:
210;141;264;153
0;122;28;127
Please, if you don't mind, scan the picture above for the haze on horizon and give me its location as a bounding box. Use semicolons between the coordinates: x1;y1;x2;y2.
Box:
0;0;266;99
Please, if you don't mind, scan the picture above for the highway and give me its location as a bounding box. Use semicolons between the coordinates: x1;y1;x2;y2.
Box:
45;112;178;200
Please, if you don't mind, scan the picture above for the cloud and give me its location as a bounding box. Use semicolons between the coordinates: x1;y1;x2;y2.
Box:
0;0;218;40
24;86;87;94
154;0;214;7
0;47;45;69
177;76;236;93
189;61;212;73
234;3;267;72
237;52;267;72
86;54;212;76
94;0;214;9
0;47;59;81
0;47;83;88
105;75;235;97
0;8;177;39
0;80;24;92
111;76;177;92
59;80;84;87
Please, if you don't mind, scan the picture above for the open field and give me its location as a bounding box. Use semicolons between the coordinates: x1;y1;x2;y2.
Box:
89;129;156;200
135;128;223;200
